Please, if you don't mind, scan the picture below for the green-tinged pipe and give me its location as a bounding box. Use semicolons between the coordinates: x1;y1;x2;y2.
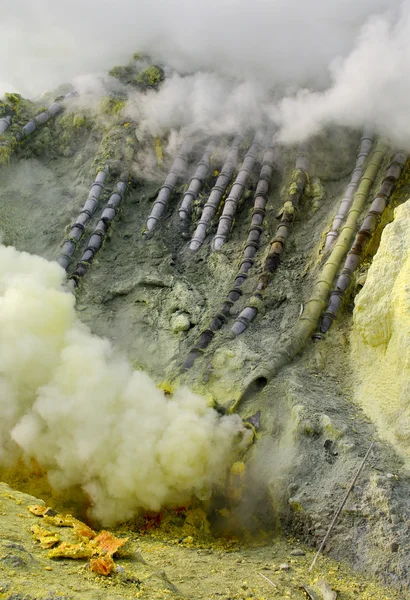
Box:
231;139;387;413
319;151;407;334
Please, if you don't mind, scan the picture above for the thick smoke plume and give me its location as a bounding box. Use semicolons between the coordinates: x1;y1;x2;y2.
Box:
274;2;410;146
0;244;246;524
4;0;410;146
0;0;393;96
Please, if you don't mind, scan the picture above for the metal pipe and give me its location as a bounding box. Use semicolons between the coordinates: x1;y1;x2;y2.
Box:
231;139;386;412
179;141;214;219
56;167;109;271
231;146;309;336
0;115;12;134
212;137;261;250
146;143;190;231
70;174;129;285
189;136;241;251
319;151;407;333
15;90;76;142
309;442;375;572
182;146;276;370
325;127;374;250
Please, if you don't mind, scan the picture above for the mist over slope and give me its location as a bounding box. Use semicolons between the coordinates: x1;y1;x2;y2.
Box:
4;0;410;146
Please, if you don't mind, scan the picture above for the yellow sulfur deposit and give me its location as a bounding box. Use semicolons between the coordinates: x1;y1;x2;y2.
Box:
31;524;61;549
154;138;163;167
351;199;410;459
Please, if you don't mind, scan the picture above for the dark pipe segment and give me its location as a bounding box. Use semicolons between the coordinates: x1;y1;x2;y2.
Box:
179;141;214;219
231;146;309;336
325;127;374;250
70;175;129;285
319;151;407;333
189;135;242;251
0;115;12;134
15;90;77;142
146;143;190;232
180;146;277;371
212;136;262;250
57;167;109;271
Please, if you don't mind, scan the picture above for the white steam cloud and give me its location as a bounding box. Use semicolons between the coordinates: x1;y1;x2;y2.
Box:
274;3;410;145
128;72;272;139
0;244;246;524
0;0;393;96
4;0;410;146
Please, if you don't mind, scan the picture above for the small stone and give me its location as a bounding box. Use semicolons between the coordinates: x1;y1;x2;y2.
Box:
279;563;290;571
290;548;305;556
171;313;190;333
1;553;27;569
320;414;347;439
183;535;194;546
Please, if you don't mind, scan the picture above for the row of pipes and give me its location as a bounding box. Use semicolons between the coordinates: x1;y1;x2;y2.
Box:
56;166;130;288
3;99;404;400
0;91;76;145
144;131;406;394
235;140;407;407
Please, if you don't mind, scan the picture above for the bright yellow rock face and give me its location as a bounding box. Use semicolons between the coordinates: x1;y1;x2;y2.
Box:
351;199;410;458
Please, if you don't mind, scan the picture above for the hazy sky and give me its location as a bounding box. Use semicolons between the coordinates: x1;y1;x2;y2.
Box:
2;0;410;146
0;0;396;95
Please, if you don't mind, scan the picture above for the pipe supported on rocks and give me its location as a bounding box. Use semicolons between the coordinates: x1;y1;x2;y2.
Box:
15;91;77;142
70;174;129;285
231;146;309;336
57;167;109;271
325;127;374;250
212;137;262;251
233;139;386;411
146;143;190;231
319;151;407;334
189;135;242;251
182;146;277;371
179;141;214;220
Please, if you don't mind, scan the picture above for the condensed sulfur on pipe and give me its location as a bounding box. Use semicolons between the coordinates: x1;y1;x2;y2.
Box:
231;145;309;336
15;91;77;142
232;139;386;412
0;115;12;134
325;127;374;250
319;151;407;333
